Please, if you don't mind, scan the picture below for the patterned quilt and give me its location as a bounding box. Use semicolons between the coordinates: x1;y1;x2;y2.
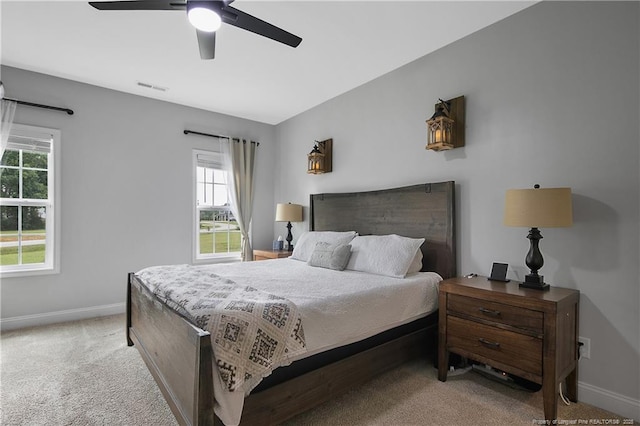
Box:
135;265;307;392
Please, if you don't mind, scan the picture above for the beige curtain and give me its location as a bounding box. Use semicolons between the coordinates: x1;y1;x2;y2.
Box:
1;99;17;159
222;138;258;261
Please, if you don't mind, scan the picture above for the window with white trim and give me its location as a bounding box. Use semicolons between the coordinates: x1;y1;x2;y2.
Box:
193;150;240;261
1;124;59;276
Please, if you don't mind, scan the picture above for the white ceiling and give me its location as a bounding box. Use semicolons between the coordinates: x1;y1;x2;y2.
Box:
1;1;535;125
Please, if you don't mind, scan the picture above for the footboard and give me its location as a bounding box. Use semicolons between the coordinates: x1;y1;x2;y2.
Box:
127;273;216;426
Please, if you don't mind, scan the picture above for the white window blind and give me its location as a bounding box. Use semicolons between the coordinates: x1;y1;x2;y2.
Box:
196;152;223;169
7;132;53;154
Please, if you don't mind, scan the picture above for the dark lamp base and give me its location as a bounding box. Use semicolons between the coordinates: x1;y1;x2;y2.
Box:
519;274;550;291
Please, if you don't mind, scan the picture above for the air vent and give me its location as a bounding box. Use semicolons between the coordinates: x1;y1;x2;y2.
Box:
136;81;168;92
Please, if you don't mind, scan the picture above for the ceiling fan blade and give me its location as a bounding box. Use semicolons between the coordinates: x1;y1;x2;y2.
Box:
88;1;186;11
221;5;302;48
196;30;216;60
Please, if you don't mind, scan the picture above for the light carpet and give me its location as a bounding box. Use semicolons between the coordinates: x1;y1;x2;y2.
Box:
0;314;628;425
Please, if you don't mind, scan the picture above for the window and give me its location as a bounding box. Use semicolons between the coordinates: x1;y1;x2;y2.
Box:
193;150;241;261
1;124;59;276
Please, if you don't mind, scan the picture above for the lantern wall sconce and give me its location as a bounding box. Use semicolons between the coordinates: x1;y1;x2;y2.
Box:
425;96;465;151
307;138;333;174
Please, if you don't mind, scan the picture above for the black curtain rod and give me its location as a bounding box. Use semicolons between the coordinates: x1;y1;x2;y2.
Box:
5;98;74;115
183;129;259;146
183;129;227;139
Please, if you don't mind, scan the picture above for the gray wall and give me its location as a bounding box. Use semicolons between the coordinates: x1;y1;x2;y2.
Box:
275;1;639;418
1;0;638;420
0;65;277;320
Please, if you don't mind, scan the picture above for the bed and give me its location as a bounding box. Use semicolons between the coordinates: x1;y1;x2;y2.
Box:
126;181;456;425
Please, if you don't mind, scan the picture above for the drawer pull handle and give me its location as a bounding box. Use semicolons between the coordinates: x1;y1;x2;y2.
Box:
478;338;501;349
478;307;501;317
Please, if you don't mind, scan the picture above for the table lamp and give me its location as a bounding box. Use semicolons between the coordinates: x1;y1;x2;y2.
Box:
503;185;572;290
275;203;303;251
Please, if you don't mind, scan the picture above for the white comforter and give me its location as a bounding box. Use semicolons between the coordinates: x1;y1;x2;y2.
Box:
138;258;441;425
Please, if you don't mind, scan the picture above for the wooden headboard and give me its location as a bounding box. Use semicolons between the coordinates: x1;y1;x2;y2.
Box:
309;181;456;279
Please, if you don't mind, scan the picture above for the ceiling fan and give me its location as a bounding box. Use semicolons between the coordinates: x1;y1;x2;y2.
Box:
88;0;302;60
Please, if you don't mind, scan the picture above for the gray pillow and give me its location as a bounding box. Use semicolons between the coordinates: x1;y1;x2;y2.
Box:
308;242;352;271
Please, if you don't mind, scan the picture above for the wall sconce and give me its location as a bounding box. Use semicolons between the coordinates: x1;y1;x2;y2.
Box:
425;96;465;151
307;138;333;174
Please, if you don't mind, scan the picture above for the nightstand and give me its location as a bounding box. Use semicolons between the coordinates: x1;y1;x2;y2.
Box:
253;249;292;261
438;276;580;421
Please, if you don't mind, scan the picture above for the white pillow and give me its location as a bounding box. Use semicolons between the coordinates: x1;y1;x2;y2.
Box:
406;249;424;275
345;234;425;278
290;231;357;262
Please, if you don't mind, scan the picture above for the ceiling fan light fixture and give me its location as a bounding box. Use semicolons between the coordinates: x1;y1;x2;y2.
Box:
89;0;303;60
187;6;222;32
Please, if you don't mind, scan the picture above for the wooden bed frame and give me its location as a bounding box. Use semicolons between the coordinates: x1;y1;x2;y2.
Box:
126;181;456;426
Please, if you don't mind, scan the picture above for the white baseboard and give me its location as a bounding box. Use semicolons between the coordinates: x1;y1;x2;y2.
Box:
578;380;640;421
0;303;126;331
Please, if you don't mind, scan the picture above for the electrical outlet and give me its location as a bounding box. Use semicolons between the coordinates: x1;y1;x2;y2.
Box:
578;336;591;359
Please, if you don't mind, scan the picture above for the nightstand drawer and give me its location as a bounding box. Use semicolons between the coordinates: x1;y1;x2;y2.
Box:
448;294;543;334
447;316;542;376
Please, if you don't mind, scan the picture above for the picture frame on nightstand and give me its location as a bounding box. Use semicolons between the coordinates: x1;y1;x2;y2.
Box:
488;262;510;282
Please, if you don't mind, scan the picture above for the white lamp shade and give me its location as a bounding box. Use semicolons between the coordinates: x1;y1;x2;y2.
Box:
275;203;303;222
504;187;573;228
